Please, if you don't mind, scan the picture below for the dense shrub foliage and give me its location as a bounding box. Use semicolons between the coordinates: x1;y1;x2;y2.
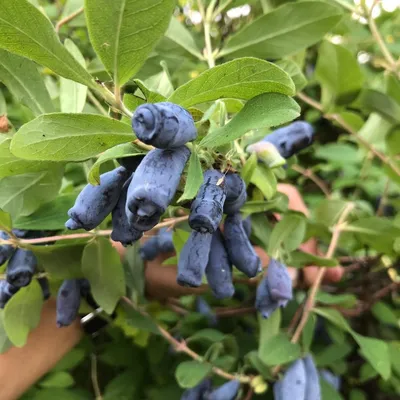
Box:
0;0;399;399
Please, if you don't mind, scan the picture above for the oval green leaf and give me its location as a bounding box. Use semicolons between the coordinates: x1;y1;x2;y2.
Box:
169;58;295;108
11;114;133;162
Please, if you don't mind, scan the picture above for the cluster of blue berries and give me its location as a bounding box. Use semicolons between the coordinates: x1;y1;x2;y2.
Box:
273;355;341;400
66;102;195;244
0;230;49;308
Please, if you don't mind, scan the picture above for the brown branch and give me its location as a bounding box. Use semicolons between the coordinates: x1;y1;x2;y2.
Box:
297;92;400;177
121;296;251;383
0;216;189;247
55;6;84;33
292;164;331;198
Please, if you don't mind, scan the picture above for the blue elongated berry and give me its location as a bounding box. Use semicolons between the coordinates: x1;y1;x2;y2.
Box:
266;259;293;303
255;259;292;318
242;216;252;238
0;231;14;266
66;167;130;231
255;280;278;318
320;369;341;391
139;236;159;261
38;277;51;300
126;146;190;231
0;280;19;308
111;178;143;247
181;378;212;400
223;213;261;278
157;227;174;253
56;279;82;328
205;230;234;299
189;170;227;234
177;231;212;287
303;355;321;400
263;121;314;159
223;173;247;215
132;102;197;148
6;249;37;288
195;296;217;327
274;359;306;400
208;380;241;400
117;154;145;172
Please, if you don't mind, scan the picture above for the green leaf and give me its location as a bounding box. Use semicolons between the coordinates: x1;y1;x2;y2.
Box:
169;58;295;108
314;199;349;228
313;307;352;333
40;372;75;389
175;361;212;389
13;194;76;230
316;41;364;107
315;292;357;308
82;237;125;314
60;0;86;29
11;114;132;162
178;150;203;202
4;280;44;347
60;40;88;113
344;217;400;254
258;333;301;366
0;0;95;87
35;244;85;279
250;164;277;200
187;329;225;344
289;251;338;268
267;212;306;259
53;348;86;372
0;310;12;354
85;0;175;86
88;142;145;185
371;302;399;327
200;93;300;148
0;49;54;115
219;1;343;59
143;62;174;98
315;342;353;367
258;309;281;350
276;59;307;92
0;209;12;231
315;143;362;164
241;194;288;215
0;167;63;219
122;303;160;334
320;378;344;400
358;89;400;124
302;314;316;353
354;334;391;380
103;370;138;400
133;79;166;103
30;389;90;400
0;137;60;179
165;17;203;59
241;153;257;186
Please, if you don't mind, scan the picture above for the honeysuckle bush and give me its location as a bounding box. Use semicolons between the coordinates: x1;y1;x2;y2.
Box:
0;0;399;398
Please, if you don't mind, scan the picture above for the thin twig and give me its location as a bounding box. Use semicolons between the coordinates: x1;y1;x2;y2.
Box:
91;353;103;400
213;0;233;18
0;216;189;246
198;0;216;68
55;6;84;33
292;164;331;198
297;92;400;177
368;2;398;76
121;296;251;383
376;178;391;216
272;203;354;376
87;91;109;116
